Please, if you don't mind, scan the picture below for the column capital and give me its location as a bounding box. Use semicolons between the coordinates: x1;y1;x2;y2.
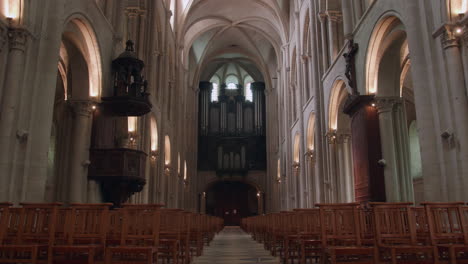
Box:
125;7;145;17
433;24;460;49
292;162;300;172
69;100;94;117
318;12;327;23
326;11;343;23
7;27;28;52
0;24;6;53
325;130;337;144
164;164;172;176
305;150;316;163
337;133;351;144
375;97;401;114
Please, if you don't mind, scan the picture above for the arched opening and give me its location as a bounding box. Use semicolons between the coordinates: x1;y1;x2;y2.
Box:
205;181;259;226
328;80;355;202
368;16;416;202
46;18;102;203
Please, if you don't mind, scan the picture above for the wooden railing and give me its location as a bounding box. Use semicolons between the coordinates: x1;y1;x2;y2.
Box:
242;202;468;264
0;203;223;264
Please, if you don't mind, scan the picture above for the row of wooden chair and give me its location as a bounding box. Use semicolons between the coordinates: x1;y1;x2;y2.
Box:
0;203;223;264
241;202;468;264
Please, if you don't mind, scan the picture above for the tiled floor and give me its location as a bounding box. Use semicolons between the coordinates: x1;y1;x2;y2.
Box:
193;226;280;264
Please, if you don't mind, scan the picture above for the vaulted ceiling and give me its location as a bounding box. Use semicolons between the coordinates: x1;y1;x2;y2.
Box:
180;0;289;87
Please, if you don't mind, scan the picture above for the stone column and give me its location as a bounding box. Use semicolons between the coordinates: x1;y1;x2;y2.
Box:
305;150;316;207
318;12;330;72
125;8;140;43
341;134;354;202
326;11;343;62
435;27;468;200
325;131;337;203
341;0;354;38
164;165;172;207
150;151;160;203
375;97;413;202
292;162;300;208
0;27;28;201
68;101;94;203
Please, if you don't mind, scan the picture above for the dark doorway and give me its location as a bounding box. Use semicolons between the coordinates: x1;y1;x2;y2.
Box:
205;181;258;226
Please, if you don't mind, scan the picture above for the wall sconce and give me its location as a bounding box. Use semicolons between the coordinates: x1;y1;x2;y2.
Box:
164;164;171;175
326;130;338;144
150;150;158;160
257;192;261;197
292;161;300;171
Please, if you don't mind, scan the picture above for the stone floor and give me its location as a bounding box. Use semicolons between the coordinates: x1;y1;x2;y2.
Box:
192;226;280;264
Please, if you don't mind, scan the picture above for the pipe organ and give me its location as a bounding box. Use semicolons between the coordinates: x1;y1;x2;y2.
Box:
198;82;266;177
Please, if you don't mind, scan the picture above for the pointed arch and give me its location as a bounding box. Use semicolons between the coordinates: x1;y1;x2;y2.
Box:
62;17;103;98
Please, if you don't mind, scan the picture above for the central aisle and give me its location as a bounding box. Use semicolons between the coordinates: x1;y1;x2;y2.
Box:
193;226;280;264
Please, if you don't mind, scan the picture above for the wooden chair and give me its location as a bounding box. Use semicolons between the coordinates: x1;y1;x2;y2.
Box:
51;203;112;264
423;202;468;264
317;203;377;264
105;204;162;264
159;209;182;264
370;202;436;264
0;203;13;244
105;208;123;247
0;203;62;264
178;212;192;264
412;206;430;245
296;209;322;264
284;210;302;263
188;214;203;257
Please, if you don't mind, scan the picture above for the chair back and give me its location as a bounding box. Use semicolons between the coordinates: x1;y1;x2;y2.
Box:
317;203;362;247
370;202;416;246
120;204;162;247
66;203;113;246
423;202;466;245
0;203;13;243
15;203;62;244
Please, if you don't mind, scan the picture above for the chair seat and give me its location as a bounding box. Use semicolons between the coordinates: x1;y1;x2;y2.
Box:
107;246;156;253
326;246;375;255
437;244;468;249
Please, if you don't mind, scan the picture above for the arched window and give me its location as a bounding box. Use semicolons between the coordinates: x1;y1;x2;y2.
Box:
178;153;181;175
245;83;253;102
150;116;158;151
211;83;219;102
227;83;237;90
164;136;171;165
169;0;175;29
225;75;238;88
